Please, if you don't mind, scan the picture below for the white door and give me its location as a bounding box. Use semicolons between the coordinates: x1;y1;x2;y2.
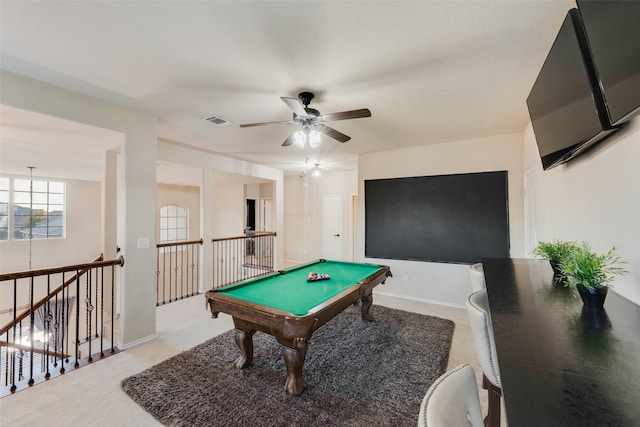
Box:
323;194;343;260
261;198;274;232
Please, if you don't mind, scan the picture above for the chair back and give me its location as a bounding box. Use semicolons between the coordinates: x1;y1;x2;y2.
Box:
466;289;501;387
468;263;485;293
418;364;484;427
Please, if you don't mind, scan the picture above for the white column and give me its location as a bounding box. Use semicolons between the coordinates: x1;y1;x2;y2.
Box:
102;150;119;258
118;123;158;348
274;175;285;269
101;150;119;327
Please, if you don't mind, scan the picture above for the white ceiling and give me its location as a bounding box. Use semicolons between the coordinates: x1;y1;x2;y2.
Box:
0;1;574;185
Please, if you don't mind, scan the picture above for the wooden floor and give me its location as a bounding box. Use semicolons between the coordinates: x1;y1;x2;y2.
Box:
0;292;498;426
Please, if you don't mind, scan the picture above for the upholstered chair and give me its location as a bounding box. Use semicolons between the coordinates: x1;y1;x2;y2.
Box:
468;263;485;293
466;289;502;427
418;364;484;427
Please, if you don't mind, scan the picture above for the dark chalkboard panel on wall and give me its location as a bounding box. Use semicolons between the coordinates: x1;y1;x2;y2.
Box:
365;171;510;264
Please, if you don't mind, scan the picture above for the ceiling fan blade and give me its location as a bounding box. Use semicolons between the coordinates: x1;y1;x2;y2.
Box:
320;108;371;122
316;124;351;143
282;134;295;147
281;96;309;117
239;120;291;128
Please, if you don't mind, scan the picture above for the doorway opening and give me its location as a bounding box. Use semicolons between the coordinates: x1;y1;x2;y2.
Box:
245;199;256;232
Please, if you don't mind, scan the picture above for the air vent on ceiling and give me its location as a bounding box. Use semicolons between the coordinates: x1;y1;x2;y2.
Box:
202;115;232;126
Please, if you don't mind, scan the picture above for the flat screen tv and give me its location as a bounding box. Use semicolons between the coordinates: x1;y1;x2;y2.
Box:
577;0;640;125
527;8;617;170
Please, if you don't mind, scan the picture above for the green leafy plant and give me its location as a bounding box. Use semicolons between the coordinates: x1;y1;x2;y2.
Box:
559;242;627;293
532;240;577;263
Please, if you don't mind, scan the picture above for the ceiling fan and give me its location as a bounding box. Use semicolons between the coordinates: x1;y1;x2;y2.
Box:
239;92;371;147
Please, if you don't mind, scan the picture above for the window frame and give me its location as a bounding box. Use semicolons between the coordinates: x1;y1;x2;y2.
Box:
0;175;66;242
159;204;189;252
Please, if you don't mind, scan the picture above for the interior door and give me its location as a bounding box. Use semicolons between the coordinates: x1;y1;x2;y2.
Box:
261;198;274;232
322;194;343;260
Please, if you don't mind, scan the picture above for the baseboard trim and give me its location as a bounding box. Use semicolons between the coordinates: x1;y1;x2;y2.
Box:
373;290;466;310
283;258;307;266
119;332;158;350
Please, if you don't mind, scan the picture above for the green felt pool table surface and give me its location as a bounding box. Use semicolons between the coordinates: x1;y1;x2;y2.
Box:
216;259;384;316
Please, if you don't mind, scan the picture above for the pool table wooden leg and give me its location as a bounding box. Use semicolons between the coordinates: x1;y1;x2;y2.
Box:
282;338;308;396
361;293;374;321
234;329;255;369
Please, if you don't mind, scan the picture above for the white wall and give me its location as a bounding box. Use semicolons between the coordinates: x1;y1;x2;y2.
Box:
260;182;273;199
212;184;245;238
284;173;323;263
524;117;640;305
359;133;525;307
283;170;357;264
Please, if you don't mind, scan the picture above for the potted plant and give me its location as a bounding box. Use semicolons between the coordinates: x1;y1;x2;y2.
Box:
559;242;627;308
532;240;577;284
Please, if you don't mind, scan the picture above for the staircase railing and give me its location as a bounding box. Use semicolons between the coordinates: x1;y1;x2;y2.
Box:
0;255;124;396
212;232;276;289
156;239;203;306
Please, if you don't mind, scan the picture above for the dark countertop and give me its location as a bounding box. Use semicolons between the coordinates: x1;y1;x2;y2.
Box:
482;258;640;427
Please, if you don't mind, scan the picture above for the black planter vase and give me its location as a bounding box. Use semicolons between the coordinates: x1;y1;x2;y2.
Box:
577;284;608;308
579;305;611;330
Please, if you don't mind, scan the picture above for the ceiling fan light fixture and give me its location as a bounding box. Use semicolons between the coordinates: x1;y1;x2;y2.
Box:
240;92;371;147
309;130;322;148
313;164;322;178
293;130;306;148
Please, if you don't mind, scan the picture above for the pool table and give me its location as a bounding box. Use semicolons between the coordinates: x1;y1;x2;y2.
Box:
205;259;392;396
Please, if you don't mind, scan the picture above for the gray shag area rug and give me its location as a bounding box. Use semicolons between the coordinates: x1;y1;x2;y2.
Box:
121;304;454;427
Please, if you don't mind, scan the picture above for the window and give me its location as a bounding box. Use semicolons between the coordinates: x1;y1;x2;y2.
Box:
0;176;65;241
0;178;8;241
160;205;188;244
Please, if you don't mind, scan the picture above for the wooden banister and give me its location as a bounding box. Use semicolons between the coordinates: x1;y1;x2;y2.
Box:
0;254;124;336
212;232;276;243
156;238;203;249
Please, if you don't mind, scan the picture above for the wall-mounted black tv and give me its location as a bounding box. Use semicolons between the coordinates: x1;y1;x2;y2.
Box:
577;0;640;126
527;8;617;170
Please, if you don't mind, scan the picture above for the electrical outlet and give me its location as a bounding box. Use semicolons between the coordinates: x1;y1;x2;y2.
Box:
402;274;409;282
